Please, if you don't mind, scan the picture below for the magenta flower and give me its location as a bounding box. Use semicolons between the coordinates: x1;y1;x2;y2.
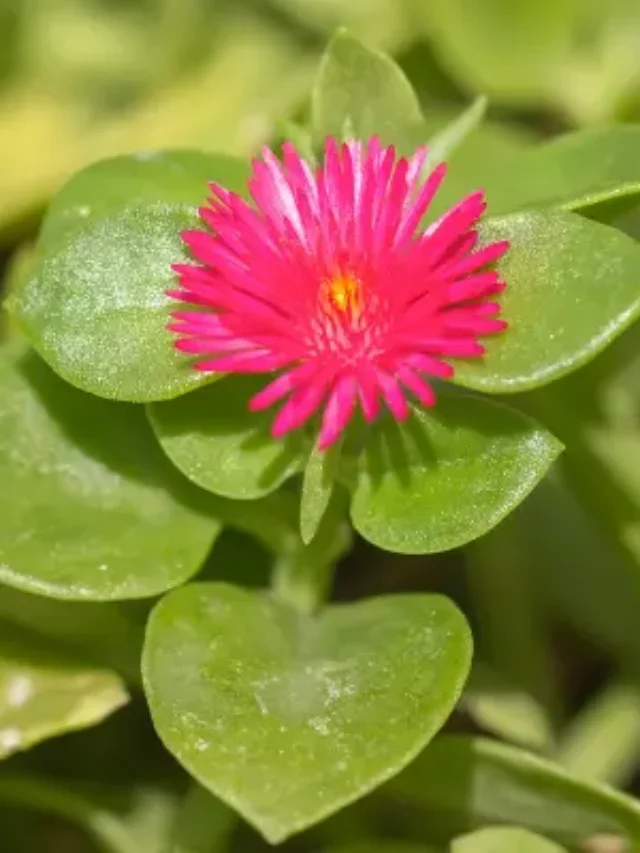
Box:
169;138;509;449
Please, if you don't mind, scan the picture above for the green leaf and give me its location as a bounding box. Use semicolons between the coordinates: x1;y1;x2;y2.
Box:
349;395;561;555
452;827;567;853
148;376;306;500
453;211;640;394
463;666;554;751
10;152;249;403
0;340;219;600
169;783;236;853
0;586;144;683
143;583;471;843
420;0;575;102
487;126;640;218
556;678;640;788
389;735;640;844
37;151;249;254
0;774;146;853
323;844;441;853
311;30;423;150
424;96;488;174
0;623;128;760
300;439;343;545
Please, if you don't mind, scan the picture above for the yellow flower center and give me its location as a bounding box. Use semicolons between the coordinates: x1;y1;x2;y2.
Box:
324;272;362;318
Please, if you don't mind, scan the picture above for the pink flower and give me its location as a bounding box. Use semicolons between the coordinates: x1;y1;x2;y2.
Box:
169;138;509;449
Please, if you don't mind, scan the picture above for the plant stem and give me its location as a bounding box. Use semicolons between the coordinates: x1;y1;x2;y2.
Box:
0;774;143;853
271;489;352;614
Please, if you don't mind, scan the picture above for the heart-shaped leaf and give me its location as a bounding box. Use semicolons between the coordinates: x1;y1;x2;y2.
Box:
143;583;472;843
148;376;306;500
453;210;640;394
389;735;640;844
349;395;562;555
10;152;248;402
312;30;424;151
0;340;219;600
0;623;128;760
453;827;567;853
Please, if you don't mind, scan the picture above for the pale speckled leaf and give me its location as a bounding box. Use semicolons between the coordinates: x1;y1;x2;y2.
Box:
10;152;249;403
0;624;128;759
143;583;471;843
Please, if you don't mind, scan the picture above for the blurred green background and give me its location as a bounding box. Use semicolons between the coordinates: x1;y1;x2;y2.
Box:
6;1;640;851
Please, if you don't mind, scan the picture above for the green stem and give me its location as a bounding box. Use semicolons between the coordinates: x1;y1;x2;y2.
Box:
271;488;352;615
0;775;143;853
271;549;335;614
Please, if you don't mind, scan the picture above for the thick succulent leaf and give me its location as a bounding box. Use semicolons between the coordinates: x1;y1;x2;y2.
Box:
312;30;423;151
10;152;248;402
454;211;640;394
0;340;219;600
349;396;561;555
148;376;306;500
143;583;471;843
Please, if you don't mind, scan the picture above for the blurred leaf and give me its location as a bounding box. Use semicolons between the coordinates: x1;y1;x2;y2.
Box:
463;666;554;751
349;396;561;555
312;30;423;150
322;844;440;853
0;624;127;760
486;472;640;666
467;520;560;741
148;377;306;500
169;783;236;853
0;340;219;601
11;152;248;403
270;0;409;49
452;826;567;852
454;212;640;394
389;736;640;844
487;127;640;218
556;679;640;788
419;0;575;103
143;583;471;843
0;774;149;853
0;586;143;683
424;96;488;173
0;14;313;239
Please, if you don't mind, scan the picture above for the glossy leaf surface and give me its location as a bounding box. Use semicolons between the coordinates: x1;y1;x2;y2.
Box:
0;341;219;600
350;397;561;554
454;211;640;393
11;152;248;402
143;583;471;843
148;376;305;500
